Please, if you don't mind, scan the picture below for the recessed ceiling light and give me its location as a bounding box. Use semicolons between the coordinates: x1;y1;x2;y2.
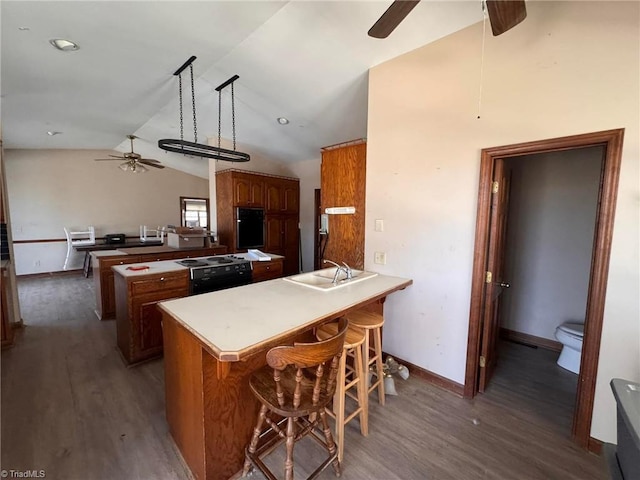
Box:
49;38;79;52
47;131;62;136
18;27;30;31
277;117;289;125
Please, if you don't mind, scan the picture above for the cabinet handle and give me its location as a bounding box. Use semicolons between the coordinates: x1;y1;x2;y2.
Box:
160;277;165;281
119;261;124;265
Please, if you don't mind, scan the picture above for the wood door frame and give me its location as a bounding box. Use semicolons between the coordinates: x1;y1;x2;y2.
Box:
464;129;624;449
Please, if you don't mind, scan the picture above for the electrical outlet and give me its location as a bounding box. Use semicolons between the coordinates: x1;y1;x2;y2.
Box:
34;260;41;267
375;219;384;232
374;252;386;265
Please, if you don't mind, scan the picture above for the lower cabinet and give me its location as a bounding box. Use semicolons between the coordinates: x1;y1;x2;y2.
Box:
251;258;284;282
114;270;189;365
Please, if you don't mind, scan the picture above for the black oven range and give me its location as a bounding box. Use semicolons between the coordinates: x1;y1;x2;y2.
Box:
177;255;252;295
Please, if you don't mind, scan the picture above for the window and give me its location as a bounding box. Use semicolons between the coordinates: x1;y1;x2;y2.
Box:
180;197;209;229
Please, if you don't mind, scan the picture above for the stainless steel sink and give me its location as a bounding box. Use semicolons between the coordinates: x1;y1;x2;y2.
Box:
283;268;378;291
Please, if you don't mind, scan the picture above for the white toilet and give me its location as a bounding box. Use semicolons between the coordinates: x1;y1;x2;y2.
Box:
554;321;585;374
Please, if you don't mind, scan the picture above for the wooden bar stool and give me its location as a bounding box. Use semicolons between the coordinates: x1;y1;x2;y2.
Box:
243;318;348;480
345;310;386;405
316;321;368;463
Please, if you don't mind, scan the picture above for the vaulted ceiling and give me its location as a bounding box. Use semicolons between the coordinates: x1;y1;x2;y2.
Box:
1;1;484;177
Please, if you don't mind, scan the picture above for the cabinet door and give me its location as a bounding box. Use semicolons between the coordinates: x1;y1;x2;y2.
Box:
234;175;264;207
234;177;252;206
281;181;299;214
138;299;164;352
265;217;284;253
265;182;282;213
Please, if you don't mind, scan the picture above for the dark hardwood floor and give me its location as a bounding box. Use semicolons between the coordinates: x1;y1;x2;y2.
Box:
1;274;606;479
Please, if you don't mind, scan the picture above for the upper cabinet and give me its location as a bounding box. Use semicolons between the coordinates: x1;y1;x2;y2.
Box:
233;172;264;207
265;178;299;214
216;169;300;276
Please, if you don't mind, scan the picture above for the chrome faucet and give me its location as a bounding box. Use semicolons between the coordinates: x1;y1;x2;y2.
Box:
323;259;353;283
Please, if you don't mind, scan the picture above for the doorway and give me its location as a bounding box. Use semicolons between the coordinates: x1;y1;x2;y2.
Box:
464;129;624;450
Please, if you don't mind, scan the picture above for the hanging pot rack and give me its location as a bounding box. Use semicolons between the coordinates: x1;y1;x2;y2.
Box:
158;55;250;163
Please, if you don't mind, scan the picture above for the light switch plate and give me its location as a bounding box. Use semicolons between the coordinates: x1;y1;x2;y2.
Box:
375;219;384;232
374;252;386;265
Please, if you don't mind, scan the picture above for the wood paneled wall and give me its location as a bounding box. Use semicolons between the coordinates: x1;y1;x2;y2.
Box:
320;140;366;270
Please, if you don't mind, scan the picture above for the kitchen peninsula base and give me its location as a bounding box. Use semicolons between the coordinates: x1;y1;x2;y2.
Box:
158;273;412;480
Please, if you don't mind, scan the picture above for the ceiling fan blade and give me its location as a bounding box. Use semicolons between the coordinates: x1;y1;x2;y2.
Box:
108;154;125;158
486;0;527;36
94;158;124;161
368;0;421;39
139;158;160;163
139;160;164;169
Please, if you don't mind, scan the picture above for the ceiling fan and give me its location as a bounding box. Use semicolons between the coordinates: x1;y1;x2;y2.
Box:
368;0;527;39
94;135;165;173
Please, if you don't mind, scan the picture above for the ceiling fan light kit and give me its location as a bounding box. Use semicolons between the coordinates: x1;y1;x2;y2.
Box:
158;56;250;163
94;134;165;173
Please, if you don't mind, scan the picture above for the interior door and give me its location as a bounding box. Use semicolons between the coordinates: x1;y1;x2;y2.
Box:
478;158;511;392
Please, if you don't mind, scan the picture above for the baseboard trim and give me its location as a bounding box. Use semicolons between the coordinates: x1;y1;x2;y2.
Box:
500;328;562;352
17;269;84;279
588;436;603;455
383;352;464;397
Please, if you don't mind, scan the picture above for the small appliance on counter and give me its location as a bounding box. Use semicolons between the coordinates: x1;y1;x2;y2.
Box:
105;233;126;244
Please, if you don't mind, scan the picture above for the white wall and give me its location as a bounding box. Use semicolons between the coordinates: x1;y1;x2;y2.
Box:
502;148;603;339
366;1;639;443
289;158;321;272
5;149;209;274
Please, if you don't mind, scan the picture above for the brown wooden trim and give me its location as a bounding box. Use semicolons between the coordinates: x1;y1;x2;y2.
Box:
13;238;67;244
214;168;300;182
499;328;562;352
17;269;84;278
320;138;366;151
588;437;603;455
464;128;624;452
387;353;465;397
13;235;143;245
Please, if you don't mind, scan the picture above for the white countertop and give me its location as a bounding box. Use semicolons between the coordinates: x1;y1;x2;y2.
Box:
91;250;125;258
158;273;412;361
112;259;189;277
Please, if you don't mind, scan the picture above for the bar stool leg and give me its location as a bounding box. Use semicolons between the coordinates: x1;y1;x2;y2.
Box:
354;340;368;436
333;350;347;463
372;327;385;406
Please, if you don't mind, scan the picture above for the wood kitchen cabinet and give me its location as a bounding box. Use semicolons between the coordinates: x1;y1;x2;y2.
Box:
93;245;227;321
114;269;189;365
217;169;300;276
233;172;264;207
251;258;284;283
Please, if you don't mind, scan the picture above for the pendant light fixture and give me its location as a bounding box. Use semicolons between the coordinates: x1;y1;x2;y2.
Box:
158;56;250;162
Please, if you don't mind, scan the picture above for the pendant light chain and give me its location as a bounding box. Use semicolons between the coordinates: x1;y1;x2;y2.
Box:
217;89;222;149
190;64;197;143
231;82;236;150
178;74;184;143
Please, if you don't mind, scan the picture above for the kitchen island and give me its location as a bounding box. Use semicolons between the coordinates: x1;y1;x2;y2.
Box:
157;272;412;480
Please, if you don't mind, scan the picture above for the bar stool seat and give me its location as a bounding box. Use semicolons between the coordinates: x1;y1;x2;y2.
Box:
344;310;386;405
316;321;368;463
243;318;348;480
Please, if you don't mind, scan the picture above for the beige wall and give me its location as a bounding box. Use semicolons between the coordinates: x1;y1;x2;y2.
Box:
366;1;639;443
5;149;209;274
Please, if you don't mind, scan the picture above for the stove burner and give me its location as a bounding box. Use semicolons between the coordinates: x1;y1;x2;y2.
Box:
206;257;233;264
176;259;209;267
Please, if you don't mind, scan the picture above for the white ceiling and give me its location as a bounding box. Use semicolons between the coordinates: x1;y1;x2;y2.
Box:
1;1;484;178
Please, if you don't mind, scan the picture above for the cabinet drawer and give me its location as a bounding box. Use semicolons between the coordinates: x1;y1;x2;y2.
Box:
252;260;283;282
131;273;189;296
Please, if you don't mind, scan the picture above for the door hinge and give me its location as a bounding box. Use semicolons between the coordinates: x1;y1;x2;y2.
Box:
485;271;492;283
479;356;486;368
492;181;499;194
